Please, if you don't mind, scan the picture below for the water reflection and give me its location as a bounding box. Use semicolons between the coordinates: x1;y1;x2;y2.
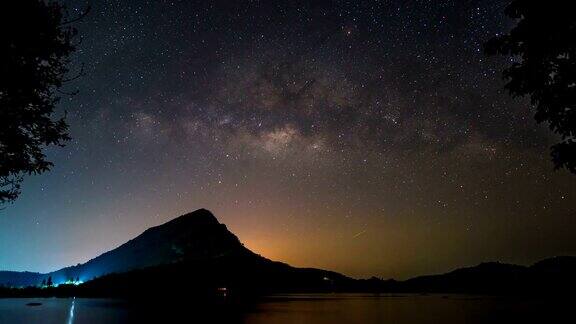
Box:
0;294;571;324
67;297;75;324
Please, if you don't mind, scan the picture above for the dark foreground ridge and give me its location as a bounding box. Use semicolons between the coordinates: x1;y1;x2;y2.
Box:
1;209;575;298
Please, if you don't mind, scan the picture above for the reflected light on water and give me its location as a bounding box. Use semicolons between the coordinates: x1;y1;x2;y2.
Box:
67;297;75;324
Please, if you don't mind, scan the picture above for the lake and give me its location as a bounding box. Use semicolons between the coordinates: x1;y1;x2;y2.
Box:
0;294;569;323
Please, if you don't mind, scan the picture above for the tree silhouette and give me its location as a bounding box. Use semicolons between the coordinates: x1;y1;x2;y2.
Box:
485;0;576;173
0;1;86;204
41;279;46;287
46;276;53;287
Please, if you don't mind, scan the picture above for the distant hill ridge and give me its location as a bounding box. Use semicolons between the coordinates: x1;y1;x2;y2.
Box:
1;209;575;295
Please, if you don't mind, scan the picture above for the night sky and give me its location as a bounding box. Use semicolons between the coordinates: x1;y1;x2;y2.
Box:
1;0;575;280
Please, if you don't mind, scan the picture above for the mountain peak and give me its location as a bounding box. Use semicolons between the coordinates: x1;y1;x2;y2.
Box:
165;208;220;227
46;209;243;284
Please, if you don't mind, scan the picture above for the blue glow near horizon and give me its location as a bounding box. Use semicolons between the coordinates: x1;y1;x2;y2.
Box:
53;279;84;287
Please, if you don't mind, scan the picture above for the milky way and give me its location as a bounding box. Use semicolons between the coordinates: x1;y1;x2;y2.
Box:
1;0;575;279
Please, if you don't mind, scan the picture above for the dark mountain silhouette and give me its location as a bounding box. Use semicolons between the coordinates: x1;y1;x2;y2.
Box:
1;209;351;291
51;208;253;283
370;256;576;294
1;209;575;297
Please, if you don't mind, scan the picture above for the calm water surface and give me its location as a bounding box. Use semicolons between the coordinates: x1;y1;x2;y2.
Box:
0;294;568;323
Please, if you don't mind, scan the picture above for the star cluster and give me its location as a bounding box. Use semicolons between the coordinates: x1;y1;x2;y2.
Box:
0;0;575;279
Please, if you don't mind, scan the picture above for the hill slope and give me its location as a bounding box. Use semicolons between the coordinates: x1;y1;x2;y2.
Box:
373;256;576;294
1;209;350;290
2;209;257;286
2;209;575;296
